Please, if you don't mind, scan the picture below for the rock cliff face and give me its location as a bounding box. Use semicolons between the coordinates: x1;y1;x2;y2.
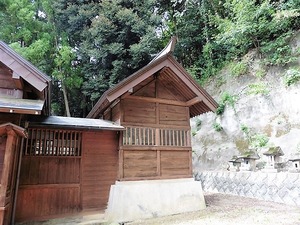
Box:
192;31;300;173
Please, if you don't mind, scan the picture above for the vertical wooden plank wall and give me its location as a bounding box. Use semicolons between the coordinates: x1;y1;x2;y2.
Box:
117;79;193;180
0;131;20;225
81;131;118;210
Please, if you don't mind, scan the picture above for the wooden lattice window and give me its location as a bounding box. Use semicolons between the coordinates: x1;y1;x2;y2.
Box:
123;127;156;145
159;129;188;147
24;128;82;156
123;126;190;147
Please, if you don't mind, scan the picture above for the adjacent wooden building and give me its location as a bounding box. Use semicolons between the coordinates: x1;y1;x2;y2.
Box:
87;37;218;181
0;41;123;224
0;38;217;224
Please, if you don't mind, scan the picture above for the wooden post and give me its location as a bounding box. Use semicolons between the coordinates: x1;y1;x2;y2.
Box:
0;129;15;206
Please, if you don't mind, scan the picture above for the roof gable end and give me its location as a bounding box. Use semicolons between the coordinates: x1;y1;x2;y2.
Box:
87;38;218;118
0;41;51;92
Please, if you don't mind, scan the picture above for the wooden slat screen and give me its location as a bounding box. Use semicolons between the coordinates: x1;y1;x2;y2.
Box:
123;126;190;147
123;127;156;146
24;128;82;156
159;129;188;147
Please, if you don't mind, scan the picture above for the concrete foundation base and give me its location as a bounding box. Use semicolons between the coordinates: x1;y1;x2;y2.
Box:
105;178;206;223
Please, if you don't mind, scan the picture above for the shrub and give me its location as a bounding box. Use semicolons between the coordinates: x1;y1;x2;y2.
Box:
247;82;270;95
215;92;237;115
261;32;297;66
250;133;269;148
213;122;223;132
284;68;300;86
255;68;267;79
229;61;248;77
216;103;225;115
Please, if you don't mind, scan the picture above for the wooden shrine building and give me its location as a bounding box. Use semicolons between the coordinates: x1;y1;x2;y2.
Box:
0;41;123;224
87;37;218;221
0;38;217;224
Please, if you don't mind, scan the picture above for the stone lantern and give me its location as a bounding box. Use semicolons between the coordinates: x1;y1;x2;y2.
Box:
289;153;300;173
239;151;260;171
263;146;284;172
229;156;242;172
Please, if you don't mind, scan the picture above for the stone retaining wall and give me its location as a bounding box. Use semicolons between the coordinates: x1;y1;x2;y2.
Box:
196;171;300;206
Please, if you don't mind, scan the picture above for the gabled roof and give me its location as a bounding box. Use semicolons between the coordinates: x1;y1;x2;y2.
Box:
0;123;27;137
87;37;218;118
0;41;51;92
263;146;284;156
28;116;124;131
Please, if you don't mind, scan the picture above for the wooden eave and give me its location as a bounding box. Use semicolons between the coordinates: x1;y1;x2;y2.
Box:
0;97;44;115
87;53;218;119
0;122;27;138
0;41;51;92
27;116;124;131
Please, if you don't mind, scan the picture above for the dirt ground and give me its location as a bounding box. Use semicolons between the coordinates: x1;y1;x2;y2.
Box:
126;193;300;225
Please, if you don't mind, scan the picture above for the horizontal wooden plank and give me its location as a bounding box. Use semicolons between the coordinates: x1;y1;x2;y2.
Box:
125;95;187;106
124;170;157;178
120;146;191;151
159;104;187;113
124;151;156;160
124;160;156;168
15;186;80;222
18;183;80;189
159;120;189;126
161;168;190;176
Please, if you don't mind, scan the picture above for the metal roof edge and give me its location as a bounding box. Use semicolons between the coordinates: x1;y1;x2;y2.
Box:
0;41;51;83
28;116;124;131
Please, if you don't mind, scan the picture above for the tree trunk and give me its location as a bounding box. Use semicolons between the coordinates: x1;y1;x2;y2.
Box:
62;82;71;117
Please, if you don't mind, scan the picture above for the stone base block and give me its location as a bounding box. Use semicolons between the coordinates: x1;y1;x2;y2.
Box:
105;178;206;223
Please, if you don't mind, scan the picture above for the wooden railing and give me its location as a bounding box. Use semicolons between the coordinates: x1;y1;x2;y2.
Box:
24;128;82;156
122;126;191;147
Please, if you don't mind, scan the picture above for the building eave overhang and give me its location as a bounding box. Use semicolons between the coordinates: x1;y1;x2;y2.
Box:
87;37;218;119
0;41;51;92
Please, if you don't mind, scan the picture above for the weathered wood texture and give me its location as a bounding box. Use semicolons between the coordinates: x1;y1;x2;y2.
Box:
15;157;81;222
123;150;157;178
81;131;118;210
0;131;20;225
16;184;80;222
116;78;193;180
123;99;156;124
0;63;16;90
121;149;191;179
0;137;5;181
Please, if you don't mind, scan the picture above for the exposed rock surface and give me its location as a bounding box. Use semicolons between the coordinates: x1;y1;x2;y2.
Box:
192;31;300;172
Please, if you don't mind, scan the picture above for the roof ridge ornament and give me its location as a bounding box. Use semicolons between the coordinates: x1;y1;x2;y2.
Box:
149;36;177;63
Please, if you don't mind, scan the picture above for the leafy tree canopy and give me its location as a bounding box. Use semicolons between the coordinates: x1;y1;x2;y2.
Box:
0;0;299;116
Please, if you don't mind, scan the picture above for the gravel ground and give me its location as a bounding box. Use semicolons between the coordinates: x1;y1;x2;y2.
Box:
127;193;300;225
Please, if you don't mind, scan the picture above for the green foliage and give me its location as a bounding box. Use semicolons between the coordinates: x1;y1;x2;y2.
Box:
80;0;161;111
255;67;267;79
216;104;226;116
284;68;300;86
216;91;237;115
191;130;197;137
229;61;248;77
241;124;269;149
247;82;270;95
195;119;202;131
213;122;223;132
261;32;297;66
250;133;269;148
241;124;250;136
1;0;300;116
